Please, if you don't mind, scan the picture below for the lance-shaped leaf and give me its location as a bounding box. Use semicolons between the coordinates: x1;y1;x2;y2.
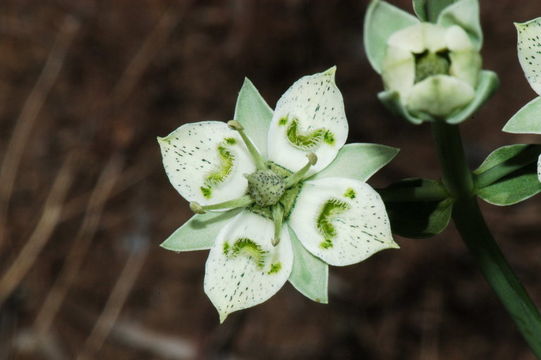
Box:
158;121;256;205
437;0;482;51
364;0;419;73
289;177;397;267
311;143;399;182
515;18;541;95
288;226;328;304
161;209;242;252
474;144;541;206
503;97;541;134
204;211;293;323
267;67;348;175
234;78;273;158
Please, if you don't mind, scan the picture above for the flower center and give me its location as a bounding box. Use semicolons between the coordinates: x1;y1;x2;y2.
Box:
246;169;287;207
414;50;450;83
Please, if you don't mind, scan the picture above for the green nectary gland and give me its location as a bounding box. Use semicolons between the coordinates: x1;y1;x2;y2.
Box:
224;238;268;269
200;142;236;199
285;117;335;150
317;198;350;249
414;50;451;83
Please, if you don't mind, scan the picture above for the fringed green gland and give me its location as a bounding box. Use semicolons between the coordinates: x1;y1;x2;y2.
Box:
317;198;351;249
222;238;283;275
280;115;335;150
200;139;237;199
414;50;451;83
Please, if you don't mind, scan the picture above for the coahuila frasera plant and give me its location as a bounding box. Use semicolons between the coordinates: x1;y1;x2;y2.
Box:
158;68;399;322
158;0;541;356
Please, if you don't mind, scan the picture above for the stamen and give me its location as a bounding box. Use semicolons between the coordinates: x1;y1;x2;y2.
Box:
228;120;267;170
271;205;284;246
189;195;253;214
284;152;318;188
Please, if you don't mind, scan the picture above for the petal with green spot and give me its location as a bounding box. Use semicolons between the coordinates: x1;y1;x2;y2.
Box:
158;121;256;205
267;67;348;174
204;211;293;323
289;177;397;267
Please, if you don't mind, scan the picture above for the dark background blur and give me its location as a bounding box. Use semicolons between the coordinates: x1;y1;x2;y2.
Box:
0;0;540;359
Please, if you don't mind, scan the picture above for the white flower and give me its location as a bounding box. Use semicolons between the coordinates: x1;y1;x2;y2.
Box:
158;68;398;322
382;23;481;117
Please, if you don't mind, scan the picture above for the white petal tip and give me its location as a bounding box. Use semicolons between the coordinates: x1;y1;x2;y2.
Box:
323;66;337;79
219;311;229;324
389;241;400;249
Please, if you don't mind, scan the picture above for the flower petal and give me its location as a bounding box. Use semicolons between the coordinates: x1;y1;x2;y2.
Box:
204;210;293;322
160;209;242;252
406;75;474;117
516;18;541;95
267;67;348;174
437;0;482;50
363;0;419;73
289;177;397;267
310;143;399;182
382;46;415;98
538;154;541;183
387;23;447;54
449;51;481;88
234;78;273;158
158;121;256;205
287;226;328;304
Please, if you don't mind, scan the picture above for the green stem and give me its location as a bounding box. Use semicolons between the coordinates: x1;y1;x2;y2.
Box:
432;121;541;358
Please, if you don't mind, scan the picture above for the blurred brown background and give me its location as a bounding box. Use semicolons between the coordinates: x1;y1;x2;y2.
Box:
0;0;540;359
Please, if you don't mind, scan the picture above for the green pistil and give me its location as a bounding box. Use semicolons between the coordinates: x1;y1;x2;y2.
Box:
414;50;451;83
285;117;335;150
317;198;350;249
246;169;286;207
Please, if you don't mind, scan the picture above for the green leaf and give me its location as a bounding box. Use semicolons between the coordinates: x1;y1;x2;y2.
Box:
364;0;419;73
383;178;453;238
378;90;432;124
287;226;328;304
413;0;458;23
437;0;482;50
160;209;242;252
503;96;541;134
474;144;541;205
446;70;499;124
310;143;399;182
234;78;273;157
477;164;541;206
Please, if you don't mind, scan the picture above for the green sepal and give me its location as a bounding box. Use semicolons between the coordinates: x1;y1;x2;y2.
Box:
437;0;482;50
160;209;242;252
377;90;432;125
503;96;541;134
474;144;541;206
310;143;399;182
364;0;419;74
413;0;457;23
445;70;499;124
287;226;329;304
234;78;273;157
382;178;453;238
